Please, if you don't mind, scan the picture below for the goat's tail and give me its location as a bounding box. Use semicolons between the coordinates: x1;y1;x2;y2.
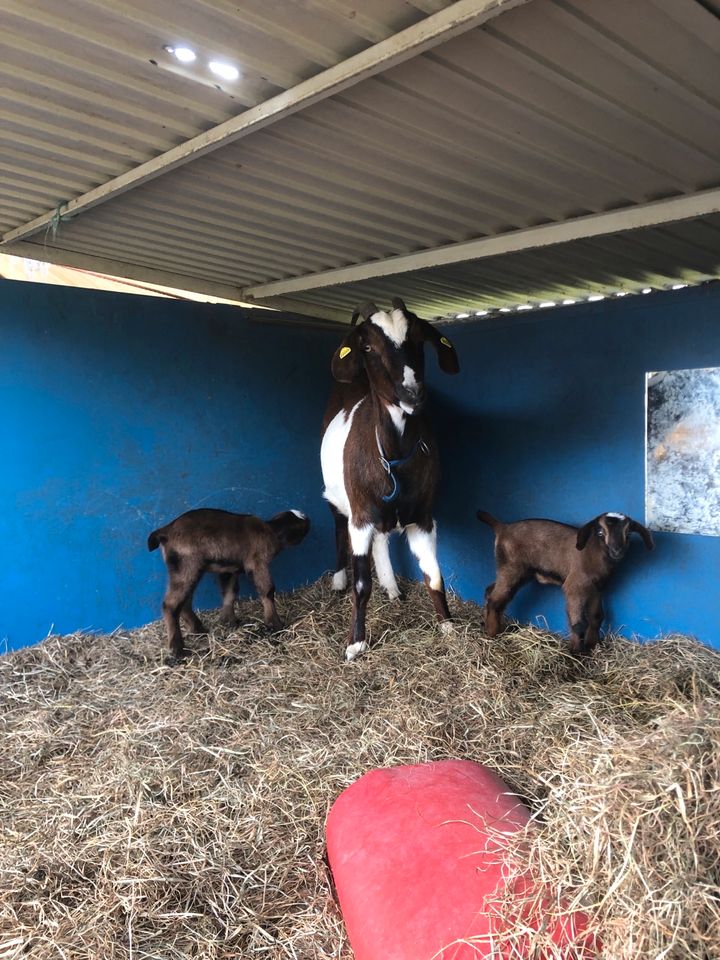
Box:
147;528;166;551
476;510;501;530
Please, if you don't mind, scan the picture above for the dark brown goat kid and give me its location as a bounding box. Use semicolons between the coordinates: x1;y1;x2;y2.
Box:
321;298;460;661
148;508;310;657
477;510;654;653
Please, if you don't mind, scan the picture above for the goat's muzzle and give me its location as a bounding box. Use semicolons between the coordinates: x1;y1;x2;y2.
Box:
397;383;426;414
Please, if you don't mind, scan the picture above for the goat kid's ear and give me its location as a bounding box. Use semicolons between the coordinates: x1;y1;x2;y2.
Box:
629;519;655;550
576;518;599;551
392;299;459;374
331;326;363;383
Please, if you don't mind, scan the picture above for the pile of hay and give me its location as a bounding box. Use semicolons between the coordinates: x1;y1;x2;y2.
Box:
1;581;719;959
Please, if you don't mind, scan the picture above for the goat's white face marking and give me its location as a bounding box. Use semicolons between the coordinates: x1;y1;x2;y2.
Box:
332;569;347;591
290;509;306;520
406;522;443;591
321;398;364;517
371;309;408;347
605;512;627;520
402;365;418;391
372;533;400;599
386;404;406;435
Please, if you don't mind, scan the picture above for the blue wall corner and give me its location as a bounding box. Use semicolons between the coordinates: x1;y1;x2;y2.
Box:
2;278;719;650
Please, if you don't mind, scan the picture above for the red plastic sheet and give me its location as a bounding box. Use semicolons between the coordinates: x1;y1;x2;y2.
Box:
326;759;596;960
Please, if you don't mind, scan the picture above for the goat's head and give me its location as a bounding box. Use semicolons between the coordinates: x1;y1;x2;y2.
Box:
576;512;654;561
267;509;311;548
331;297;459;414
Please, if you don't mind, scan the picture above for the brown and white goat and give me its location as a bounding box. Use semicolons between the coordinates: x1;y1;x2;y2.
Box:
321;298;460;661
148;508;310;657
477;510;654;653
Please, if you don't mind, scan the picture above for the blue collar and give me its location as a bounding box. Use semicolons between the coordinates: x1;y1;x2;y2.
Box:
375;427;429;503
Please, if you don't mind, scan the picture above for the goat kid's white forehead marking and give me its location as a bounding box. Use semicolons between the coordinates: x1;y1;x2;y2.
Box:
605;512;627;520
290;509;307;520
371;309;408;347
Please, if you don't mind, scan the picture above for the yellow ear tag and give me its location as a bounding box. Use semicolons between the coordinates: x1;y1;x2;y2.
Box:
339;346;352;359
440;336;452;347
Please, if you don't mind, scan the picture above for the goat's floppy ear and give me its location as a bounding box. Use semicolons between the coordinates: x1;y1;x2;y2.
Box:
331;325;363;383
629;519;655;550
393;298;459;374
576;518;599;550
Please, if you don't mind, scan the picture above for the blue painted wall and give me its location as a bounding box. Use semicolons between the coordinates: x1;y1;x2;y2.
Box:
0;279;338;650
426;283;720;647
2;278;719;650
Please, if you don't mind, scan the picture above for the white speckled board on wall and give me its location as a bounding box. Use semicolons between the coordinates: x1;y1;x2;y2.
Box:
646;368;720;537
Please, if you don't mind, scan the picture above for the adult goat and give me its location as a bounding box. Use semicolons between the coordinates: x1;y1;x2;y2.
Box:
321;298;460;660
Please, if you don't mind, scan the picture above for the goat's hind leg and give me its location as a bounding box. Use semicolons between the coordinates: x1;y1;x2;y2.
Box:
484;571;525;637
330;505;349;591
162;564;202;659
406;521;452;630
180;599;206;635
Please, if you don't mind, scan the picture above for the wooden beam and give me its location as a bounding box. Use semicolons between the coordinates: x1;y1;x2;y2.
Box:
2;241;248;302
1;0;533;246
242;188;720;298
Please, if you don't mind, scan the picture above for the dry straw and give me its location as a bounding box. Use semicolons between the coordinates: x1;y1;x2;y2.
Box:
1;580;718;959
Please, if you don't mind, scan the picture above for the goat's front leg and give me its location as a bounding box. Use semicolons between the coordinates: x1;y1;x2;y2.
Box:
584;592;603;652
217;572;239;625
372;532;401;600
346;522;374;661
248;564;282;632
406;521;452;630
565;586;594;654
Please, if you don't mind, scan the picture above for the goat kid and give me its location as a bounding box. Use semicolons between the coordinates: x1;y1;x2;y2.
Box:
477;510;654;654
148;508;310;657
321;298;460;661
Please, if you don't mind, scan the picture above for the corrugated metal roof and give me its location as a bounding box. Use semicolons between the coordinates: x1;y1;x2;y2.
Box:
0;0;455;232
2;0;720;322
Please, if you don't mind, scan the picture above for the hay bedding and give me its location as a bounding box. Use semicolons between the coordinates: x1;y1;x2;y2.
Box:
1;581;719;960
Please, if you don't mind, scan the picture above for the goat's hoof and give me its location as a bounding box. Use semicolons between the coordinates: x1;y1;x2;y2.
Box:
345;641;368;662
385;587;403;602
332;570;348;591
440;620;454;635
165;650;188;667
219;610;238;627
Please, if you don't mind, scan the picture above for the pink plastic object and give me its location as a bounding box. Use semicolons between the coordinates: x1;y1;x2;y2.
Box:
326;759;596;960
